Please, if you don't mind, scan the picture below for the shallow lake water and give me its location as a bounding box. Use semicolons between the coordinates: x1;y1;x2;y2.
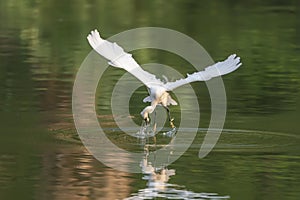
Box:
0;1;300;199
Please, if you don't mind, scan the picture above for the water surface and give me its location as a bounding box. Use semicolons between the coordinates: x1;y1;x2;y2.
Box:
0;0;299;199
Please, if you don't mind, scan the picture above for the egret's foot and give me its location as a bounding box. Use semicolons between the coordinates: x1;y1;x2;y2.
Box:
169;118;175;128
136;121;156;138
162;126;177;137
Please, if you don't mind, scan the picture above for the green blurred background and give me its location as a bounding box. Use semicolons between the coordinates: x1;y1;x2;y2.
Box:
0;0;299;199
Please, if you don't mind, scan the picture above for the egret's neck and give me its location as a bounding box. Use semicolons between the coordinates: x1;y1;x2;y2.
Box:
145;105;156;114
141;105;156;119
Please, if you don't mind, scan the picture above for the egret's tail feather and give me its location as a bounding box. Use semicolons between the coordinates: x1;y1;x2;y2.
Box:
167;96;178;106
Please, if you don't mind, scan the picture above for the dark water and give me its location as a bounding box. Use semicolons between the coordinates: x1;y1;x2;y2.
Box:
1;0;300;199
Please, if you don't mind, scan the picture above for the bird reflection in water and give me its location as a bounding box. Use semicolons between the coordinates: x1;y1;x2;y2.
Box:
125;134;230;199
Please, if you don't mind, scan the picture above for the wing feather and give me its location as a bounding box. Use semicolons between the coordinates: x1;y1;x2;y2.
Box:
87;29;163;88
164;54;242;91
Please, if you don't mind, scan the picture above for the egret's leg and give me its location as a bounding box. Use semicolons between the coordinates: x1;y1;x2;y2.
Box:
163;106;175;128
153;110;157;133
163;106;171;120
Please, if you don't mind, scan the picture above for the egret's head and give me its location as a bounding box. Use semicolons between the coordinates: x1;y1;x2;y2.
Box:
141;106;155;125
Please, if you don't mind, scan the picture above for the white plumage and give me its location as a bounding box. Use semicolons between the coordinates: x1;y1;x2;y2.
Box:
87;29;242;126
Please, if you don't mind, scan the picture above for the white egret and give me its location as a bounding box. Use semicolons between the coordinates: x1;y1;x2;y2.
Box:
87;29;242;127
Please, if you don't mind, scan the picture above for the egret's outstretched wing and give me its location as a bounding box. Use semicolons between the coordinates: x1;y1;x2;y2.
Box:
87;29;163;88
163;54;242;91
